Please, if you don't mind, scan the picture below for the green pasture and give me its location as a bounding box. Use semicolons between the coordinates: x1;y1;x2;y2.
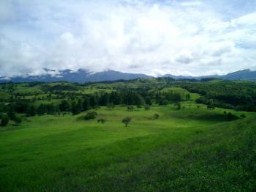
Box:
1;104;255;191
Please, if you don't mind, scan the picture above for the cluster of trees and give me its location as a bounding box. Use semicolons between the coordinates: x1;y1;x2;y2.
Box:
1;89;185;117
0;106;22;126
155;92;184;105
181;81;256;112
0;79;197;127
2;85;181;126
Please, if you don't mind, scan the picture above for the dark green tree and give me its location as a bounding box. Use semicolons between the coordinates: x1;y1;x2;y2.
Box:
59;100;70;112
90;95;98;108
26;105;36;116
122;117;131;127
82;97;91;111
7;104;16;120
37;104;46;115
71;101;82;115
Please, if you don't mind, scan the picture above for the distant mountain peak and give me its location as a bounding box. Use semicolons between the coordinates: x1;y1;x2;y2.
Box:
224;69;256;80
0;69;152;83
0;69;255;83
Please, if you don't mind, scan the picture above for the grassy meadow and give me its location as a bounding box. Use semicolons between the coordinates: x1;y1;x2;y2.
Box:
0;80;256;191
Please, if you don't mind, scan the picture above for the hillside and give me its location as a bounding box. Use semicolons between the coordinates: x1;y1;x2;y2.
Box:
0;79;256;191
223;69;256;80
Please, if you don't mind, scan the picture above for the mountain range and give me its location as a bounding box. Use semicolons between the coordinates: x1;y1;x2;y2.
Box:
0;69;255;83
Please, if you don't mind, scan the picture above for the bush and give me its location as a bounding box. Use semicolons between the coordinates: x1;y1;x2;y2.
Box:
107;103;114;109
207;105;215;110
225;112;239;121
84;111;97;120
174;102;181;110
97;118;106;123
240;114;246;118
127;106;134;111
144;105;150;110
153;113;160;119
13;116;22;125
159;99;168;105
0;114;9;126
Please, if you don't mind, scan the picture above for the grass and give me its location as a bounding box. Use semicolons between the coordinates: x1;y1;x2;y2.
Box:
0;104;255;191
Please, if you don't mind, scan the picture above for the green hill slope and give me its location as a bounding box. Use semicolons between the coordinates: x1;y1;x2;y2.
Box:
0;105;255;192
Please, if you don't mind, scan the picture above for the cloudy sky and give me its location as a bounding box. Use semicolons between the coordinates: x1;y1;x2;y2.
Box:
0;0;256;77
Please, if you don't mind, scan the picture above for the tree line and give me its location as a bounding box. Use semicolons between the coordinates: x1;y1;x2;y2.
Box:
0;90;185;126
180;81;256;112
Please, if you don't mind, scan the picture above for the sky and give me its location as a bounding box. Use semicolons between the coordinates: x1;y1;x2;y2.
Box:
0;0;256;77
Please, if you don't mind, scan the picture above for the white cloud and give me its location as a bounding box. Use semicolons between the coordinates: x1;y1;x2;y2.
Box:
0;0;256;77
180;1;203;7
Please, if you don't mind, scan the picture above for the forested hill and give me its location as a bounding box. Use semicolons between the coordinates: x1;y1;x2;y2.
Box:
223;69;256;80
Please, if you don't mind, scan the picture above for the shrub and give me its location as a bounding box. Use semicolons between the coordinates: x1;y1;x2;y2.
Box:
225;112;239;121
153;113;160;119
207;105;215;110
13;116;22;125
107;103;114;109
97;118;106;123
84;111;97;120
159;99;168;105
144;105;150;110
174;102;181;110
127;106;134;111
240;114;246;118
0;114;9;126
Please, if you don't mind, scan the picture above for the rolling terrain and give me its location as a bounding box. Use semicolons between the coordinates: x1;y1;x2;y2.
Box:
0;79;256;191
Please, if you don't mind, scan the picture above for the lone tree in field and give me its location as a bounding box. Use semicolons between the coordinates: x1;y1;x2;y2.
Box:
122;117;131;127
